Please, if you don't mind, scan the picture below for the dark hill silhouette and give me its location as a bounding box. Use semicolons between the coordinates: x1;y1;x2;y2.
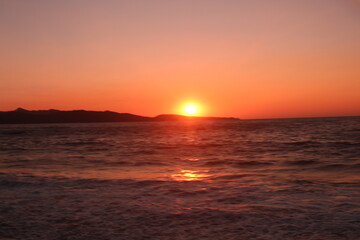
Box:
0;109;238;124
0;109;150;124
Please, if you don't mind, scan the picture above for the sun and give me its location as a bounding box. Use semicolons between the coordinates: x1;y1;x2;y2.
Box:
179;101;204;116
184;104;198;116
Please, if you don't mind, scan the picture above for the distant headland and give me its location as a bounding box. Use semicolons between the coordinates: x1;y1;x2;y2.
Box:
0;108;239;124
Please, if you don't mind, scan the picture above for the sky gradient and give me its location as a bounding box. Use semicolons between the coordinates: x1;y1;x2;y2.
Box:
1;0;360;118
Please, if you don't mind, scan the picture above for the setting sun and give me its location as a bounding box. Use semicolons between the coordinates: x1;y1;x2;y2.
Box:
184;105;198;116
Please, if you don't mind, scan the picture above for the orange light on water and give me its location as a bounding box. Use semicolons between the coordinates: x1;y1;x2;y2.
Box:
171;169;210;181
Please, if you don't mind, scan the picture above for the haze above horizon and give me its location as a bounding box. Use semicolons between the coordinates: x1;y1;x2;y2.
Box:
1;0;359;119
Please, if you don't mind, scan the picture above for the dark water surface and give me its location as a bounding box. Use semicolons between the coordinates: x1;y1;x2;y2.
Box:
1;117;360;239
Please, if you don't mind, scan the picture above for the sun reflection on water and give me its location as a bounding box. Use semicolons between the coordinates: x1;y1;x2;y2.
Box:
171;169;210;181
185;158;200;161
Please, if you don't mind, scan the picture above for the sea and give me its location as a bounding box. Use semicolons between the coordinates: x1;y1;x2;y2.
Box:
0;117;360;240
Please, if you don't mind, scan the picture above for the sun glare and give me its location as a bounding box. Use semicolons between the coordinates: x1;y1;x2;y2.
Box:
179;101;204;116
171;169;210;181
184;105;198;115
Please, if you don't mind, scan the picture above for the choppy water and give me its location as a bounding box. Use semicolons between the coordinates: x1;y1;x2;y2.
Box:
1;117;360;240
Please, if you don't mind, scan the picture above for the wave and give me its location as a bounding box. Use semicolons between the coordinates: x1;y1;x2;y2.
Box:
130;150;158;155
203;160;230;166
211;174;262;180
61;141;106;146
203;159;273;168
284;141;321;146
234;160;273;168
315;163;360;171
327;141;360;147
168;188;210;196
287;160;319;166
0;179;39;188
133;161;167;166
85;159;167;167
1;130;26;135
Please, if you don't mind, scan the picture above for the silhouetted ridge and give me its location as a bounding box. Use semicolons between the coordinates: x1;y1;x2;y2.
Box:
0;109;150;124
14;107;29;113
0;109;239;124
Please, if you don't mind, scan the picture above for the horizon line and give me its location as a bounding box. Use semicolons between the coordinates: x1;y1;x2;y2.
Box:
1;107;359;121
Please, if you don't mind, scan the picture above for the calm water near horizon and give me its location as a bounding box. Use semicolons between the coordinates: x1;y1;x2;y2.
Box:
1;117;360;239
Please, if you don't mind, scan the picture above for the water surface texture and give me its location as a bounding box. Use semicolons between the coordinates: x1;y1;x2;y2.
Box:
1;117;360;239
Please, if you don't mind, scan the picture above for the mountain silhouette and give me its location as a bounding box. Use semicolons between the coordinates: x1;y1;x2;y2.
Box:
0;109;238;124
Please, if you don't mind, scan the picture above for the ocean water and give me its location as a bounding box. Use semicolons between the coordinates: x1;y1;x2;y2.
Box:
0;117;360;240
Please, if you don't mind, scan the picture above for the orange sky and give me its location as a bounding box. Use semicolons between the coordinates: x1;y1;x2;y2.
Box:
1;0;359;118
